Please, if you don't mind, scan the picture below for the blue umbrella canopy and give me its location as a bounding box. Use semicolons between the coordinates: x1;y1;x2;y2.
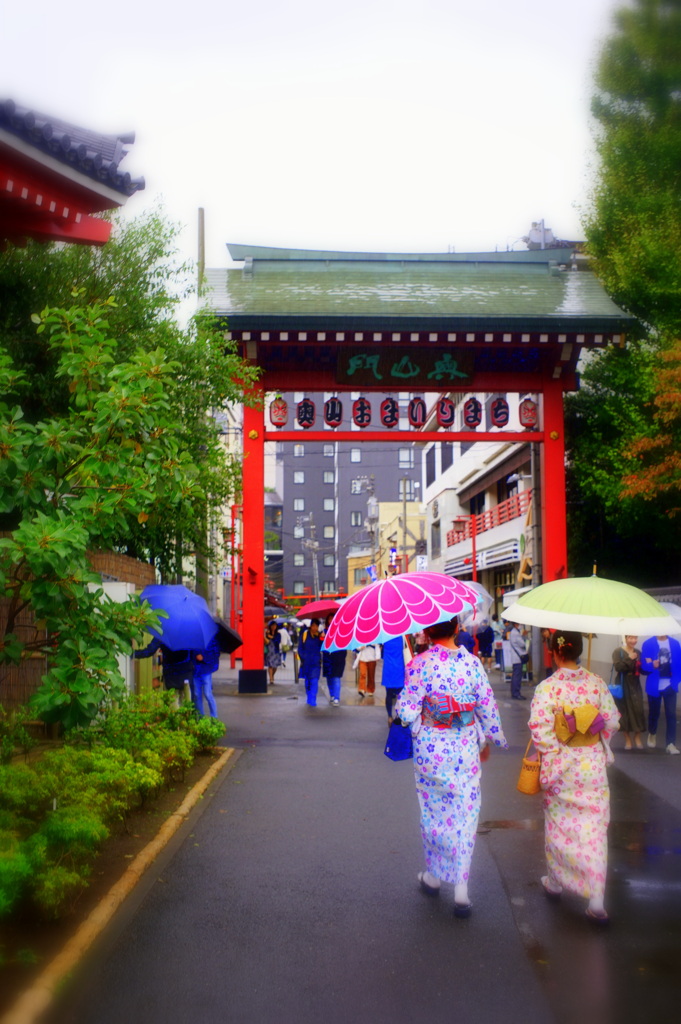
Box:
140;584;218;651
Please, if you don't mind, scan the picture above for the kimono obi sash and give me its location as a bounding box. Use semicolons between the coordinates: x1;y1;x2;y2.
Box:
554;703;606;747
422;693;476;730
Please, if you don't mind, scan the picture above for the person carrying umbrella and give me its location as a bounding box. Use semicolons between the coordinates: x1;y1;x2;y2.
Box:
529;630;620;924
298;618;324;708
322;611;346;707
264;620;282;686
394;617;508;918
192;632;221;718
134;639;194;704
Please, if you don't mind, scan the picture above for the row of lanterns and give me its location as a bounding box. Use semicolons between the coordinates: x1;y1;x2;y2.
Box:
269;395;538;430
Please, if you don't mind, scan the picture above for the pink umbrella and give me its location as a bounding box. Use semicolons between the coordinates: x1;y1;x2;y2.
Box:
296;598;341;620
323;572;479;651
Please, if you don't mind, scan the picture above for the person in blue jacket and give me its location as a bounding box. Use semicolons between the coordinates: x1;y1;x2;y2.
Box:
133;639;194;705
322;612;346;707
298;618;324;708
640;634;681;754
192;632;221;718
382;635;407;723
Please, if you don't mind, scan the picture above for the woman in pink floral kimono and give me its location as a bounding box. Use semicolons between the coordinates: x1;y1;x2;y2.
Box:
394;618;507;918
529;630;620;924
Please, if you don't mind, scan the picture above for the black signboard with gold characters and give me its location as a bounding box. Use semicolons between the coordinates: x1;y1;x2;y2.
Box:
337;348;474;387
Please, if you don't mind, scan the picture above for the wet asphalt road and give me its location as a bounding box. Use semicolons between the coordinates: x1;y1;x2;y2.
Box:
46;663;681;1024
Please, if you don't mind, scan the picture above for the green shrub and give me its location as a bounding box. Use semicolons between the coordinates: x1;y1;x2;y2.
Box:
0;705;36;765
0;831;32;917
31;864;91;920
191;716;226;752
0;691;217;921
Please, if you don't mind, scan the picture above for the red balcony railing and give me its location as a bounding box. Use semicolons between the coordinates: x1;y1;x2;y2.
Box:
446;490;532;547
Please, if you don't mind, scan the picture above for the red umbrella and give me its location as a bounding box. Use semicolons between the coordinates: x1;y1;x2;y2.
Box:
323;573;479;651
296;598;341;620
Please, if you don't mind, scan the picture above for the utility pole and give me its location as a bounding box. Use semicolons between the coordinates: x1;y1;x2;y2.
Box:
300;513;320;599
401;477;409;573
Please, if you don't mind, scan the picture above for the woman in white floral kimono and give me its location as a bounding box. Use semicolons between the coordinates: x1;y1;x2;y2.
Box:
529;630;620;924
394;618;507;917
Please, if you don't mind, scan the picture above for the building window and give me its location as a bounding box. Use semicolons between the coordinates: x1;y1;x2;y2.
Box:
323;498;335;511
350;511;362;527
293;553;305;566
354;567;368;585
293;581;305;595
323;525;335;539
323;554;335;567
322;581;336;593
323;444;334;456
431;520;441;559
293;498;305;511
293;525;304;539
470;492;485;516
399;479;416;501
294;444;305;457
441;443;453;473
426;446;437;487
293;471;305;484
350;479;363;494
398;447;414;468
323;471;334;484
350;448;361;463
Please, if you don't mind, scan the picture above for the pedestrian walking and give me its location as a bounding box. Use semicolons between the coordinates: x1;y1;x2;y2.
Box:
264;620;282;686
491;614;504;669
191;633;220;718
476;621;495;671
611;635;645;750
541;628;554;679
322;612;345;706
278;624;292;665
382;635;407;723
529;630;620;924
133;639;194;705
298;618;324;708
455;626;475;655
640;633;681;754
354;643;378;699
412;629;429;654
508;622;527;699
394;617;507;918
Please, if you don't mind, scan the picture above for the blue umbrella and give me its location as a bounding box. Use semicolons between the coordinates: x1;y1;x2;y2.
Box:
140;584;218;651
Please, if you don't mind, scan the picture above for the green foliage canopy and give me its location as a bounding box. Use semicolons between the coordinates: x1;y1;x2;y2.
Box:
573;0;681;578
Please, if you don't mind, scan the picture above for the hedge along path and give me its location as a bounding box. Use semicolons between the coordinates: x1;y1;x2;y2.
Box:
1;746;237;1024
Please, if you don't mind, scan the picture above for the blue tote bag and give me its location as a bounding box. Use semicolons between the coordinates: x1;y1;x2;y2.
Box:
384;720;413;761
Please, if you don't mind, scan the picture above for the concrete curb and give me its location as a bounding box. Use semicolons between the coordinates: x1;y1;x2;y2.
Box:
1;747;237;1024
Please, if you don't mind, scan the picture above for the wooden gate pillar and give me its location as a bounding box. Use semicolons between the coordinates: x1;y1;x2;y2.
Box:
239;397;267;692
540;379;568;582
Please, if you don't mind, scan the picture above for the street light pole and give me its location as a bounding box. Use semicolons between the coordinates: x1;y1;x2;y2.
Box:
453;514;478;583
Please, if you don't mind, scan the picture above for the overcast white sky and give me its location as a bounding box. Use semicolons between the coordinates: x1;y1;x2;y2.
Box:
2;0;621;270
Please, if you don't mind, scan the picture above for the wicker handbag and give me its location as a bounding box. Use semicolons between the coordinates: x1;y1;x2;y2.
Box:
517;738;541;795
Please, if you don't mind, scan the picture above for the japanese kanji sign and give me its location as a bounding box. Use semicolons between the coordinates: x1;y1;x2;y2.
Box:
337;348;473;386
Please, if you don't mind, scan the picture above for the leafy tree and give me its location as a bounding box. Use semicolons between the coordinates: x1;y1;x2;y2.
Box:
573;0;681;573
0;300;191;726
0;208;259;579
565;340;680;583
587;0;681;336
621;338;681;512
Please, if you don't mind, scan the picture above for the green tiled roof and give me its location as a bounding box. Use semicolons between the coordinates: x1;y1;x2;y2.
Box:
204;248;634;333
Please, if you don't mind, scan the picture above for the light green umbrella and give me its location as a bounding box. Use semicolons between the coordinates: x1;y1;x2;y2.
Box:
504;574;681;638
